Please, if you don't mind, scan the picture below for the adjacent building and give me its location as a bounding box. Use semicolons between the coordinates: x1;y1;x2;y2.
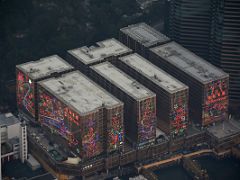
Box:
117;53;189;137
0;113;27;165
119;22;170;58
16;55;74;120
165;0;212;61
38;71;124;159
149;42;229;126
90;62;156;148
67;38;132;73
210;0;240;109
165;0;240;109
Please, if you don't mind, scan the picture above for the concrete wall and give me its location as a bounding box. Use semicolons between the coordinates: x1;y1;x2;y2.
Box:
7;122;21;139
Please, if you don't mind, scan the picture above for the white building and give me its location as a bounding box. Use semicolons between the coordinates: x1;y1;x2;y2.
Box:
0;112;28;179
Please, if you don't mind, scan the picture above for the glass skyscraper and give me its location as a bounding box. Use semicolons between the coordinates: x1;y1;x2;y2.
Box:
165;0;240;110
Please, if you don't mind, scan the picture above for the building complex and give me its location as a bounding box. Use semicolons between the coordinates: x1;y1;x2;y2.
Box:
12;22;238;180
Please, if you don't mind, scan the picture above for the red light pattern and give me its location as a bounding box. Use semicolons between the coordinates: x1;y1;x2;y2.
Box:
204;80;228;124
39;89;79;146
16;70;35;117
81;115;102;158
139;98;156;143
108;112;124;151
170;99;187;137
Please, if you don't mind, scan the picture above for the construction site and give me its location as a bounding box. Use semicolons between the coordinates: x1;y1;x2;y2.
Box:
15;22;240;179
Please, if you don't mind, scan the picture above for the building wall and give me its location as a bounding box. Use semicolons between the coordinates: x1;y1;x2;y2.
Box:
38;86;104;159
148;47;229;126
89;67;156;147
202;78;229;125
7;122;21;139
115;59;189;137
16;69;35;118
104;105;124;153
0;126;8;143
165;0;240;107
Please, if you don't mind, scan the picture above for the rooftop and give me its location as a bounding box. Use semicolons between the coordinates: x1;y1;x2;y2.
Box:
120;22;170;47
39;71;122;115
207;119;240;140
120;53;188;93
27;154;41;168
17;55;73;80
91;62;155;100
68;38;132;65
0;113;20;127
150;42;229;83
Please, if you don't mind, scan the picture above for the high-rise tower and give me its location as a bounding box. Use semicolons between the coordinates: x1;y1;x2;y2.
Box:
165;0;212;60
165;0;240;109
210;0;240;109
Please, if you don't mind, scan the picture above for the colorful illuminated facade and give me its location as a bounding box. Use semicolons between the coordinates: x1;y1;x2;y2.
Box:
16;70;35;117
38;87;103;158
107;110;124;152
90;62;156;147
149;42;229;126
117;53;189;137
16;55;74;120
138;97;156;143
203;79;228;125
37;71;126;159
38;88;79;146
81;114;102;158
170;97;188;137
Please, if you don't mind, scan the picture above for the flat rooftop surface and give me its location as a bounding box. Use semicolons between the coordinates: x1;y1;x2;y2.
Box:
17;55;73;80
120;53;188;93
68;38;132;65
207;119;240;140
120;22;170;47
91;62;155;100
27;154;41;167
150;42;228;83
39;71;122;115
0;113;20;127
